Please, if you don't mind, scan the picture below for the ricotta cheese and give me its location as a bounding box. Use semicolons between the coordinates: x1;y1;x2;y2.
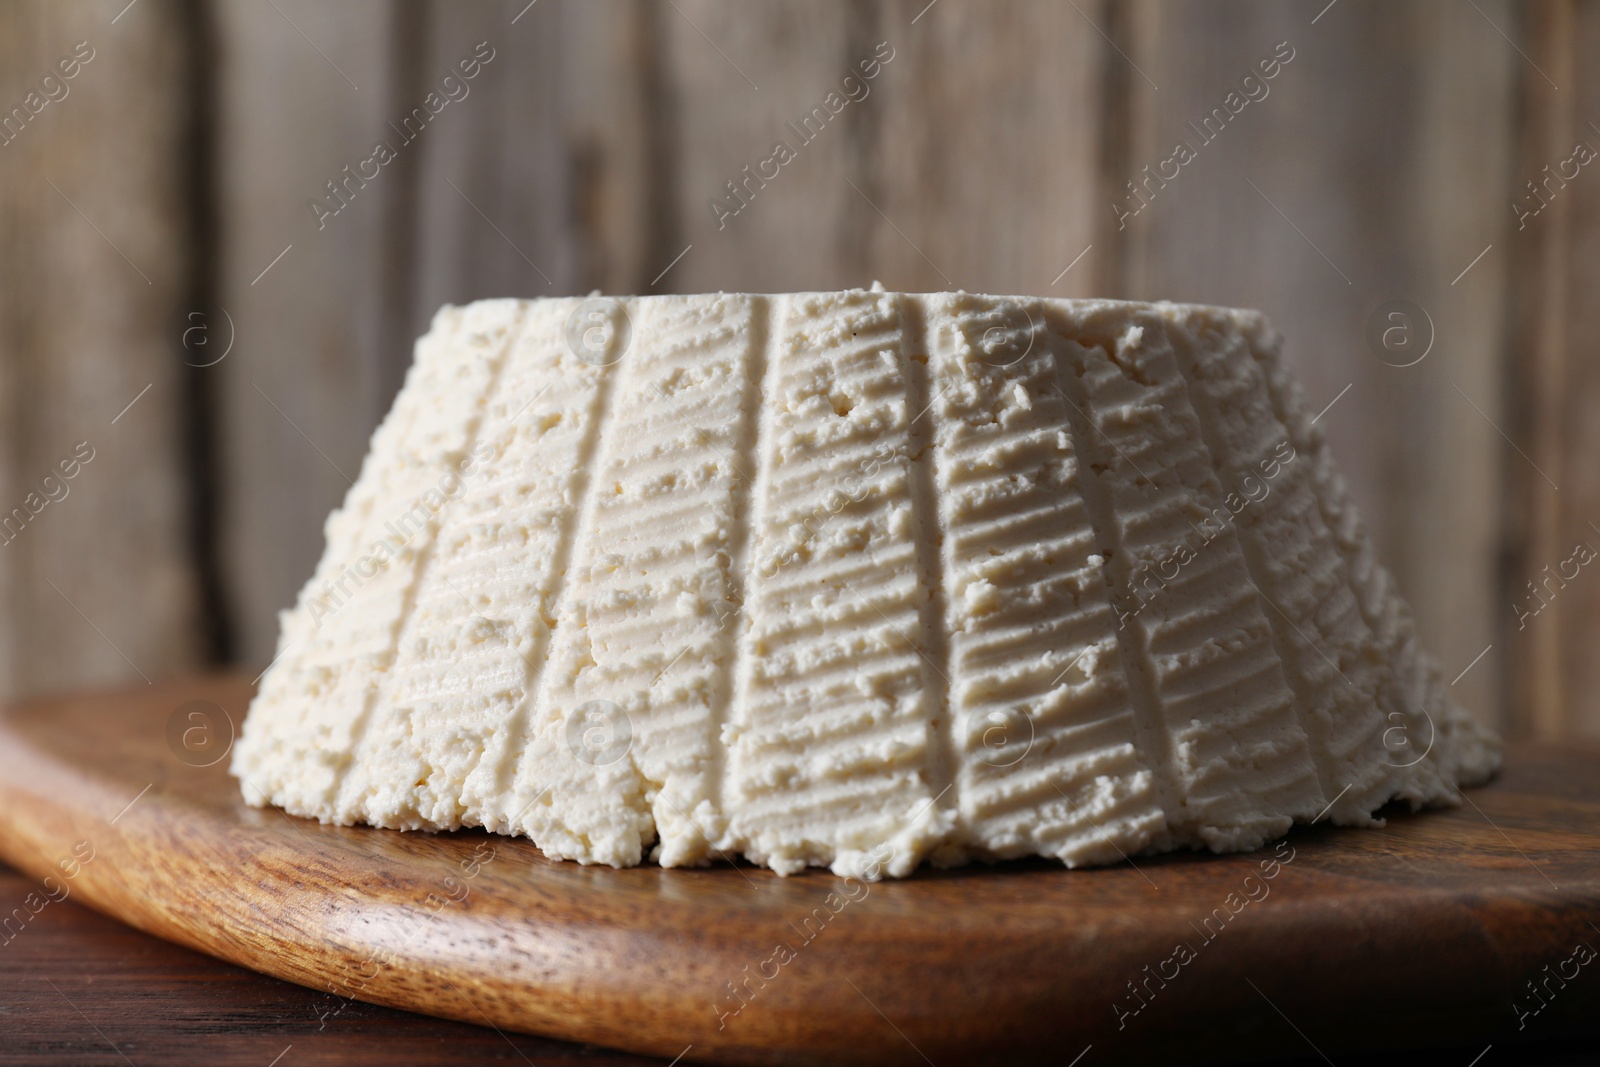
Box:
232;291;1501;879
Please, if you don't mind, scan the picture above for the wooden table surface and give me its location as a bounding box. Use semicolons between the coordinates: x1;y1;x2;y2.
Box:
2;856;1596;1067
3;676;1600;1066
0;857;648;1065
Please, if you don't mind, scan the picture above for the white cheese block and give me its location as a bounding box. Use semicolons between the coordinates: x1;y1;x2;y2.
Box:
232;291;1501;879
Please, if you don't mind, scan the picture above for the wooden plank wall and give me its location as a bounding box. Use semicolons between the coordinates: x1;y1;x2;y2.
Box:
0;1;202;694
1;0;1593;741
1513;0;1600;742
1117;0;1516;737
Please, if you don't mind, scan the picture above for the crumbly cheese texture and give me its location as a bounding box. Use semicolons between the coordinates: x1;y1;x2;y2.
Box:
232;292;1501;879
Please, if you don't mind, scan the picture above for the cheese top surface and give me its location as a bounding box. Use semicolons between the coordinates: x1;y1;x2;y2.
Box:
232;290;1500;879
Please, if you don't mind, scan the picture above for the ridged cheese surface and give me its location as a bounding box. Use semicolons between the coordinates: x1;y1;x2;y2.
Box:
233;292;1501;878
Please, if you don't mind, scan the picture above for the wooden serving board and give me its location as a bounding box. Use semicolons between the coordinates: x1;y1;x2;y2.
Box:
0;677;1596;1066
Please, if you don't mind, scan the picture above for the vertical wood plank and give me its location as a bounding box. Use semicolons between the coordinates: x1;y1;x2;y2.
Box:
558;0;667;296
662;0;1110;297
215;2;665;664
0;0;202;694
663;0;867;292
403;0;664;312
1118;0;1516;732
871;0;1113;297
407;1;574;344
213;0;409;663
1511;0;1600;741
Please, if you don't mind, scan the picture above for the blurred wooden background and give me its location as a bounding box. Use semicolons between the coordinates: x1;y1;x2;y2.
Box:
0;0;1592;741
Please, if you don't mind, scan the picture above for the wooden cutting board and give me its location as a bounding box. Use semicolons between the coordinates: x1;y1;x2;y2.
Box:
0;676;1596;1066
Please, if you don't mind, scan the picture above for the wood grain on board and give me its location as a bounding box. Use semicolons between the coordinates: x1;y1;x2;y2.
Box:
0;676;1597;1066
8;851;1600;1067
0;863;616;1066
6;857;1600;1067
